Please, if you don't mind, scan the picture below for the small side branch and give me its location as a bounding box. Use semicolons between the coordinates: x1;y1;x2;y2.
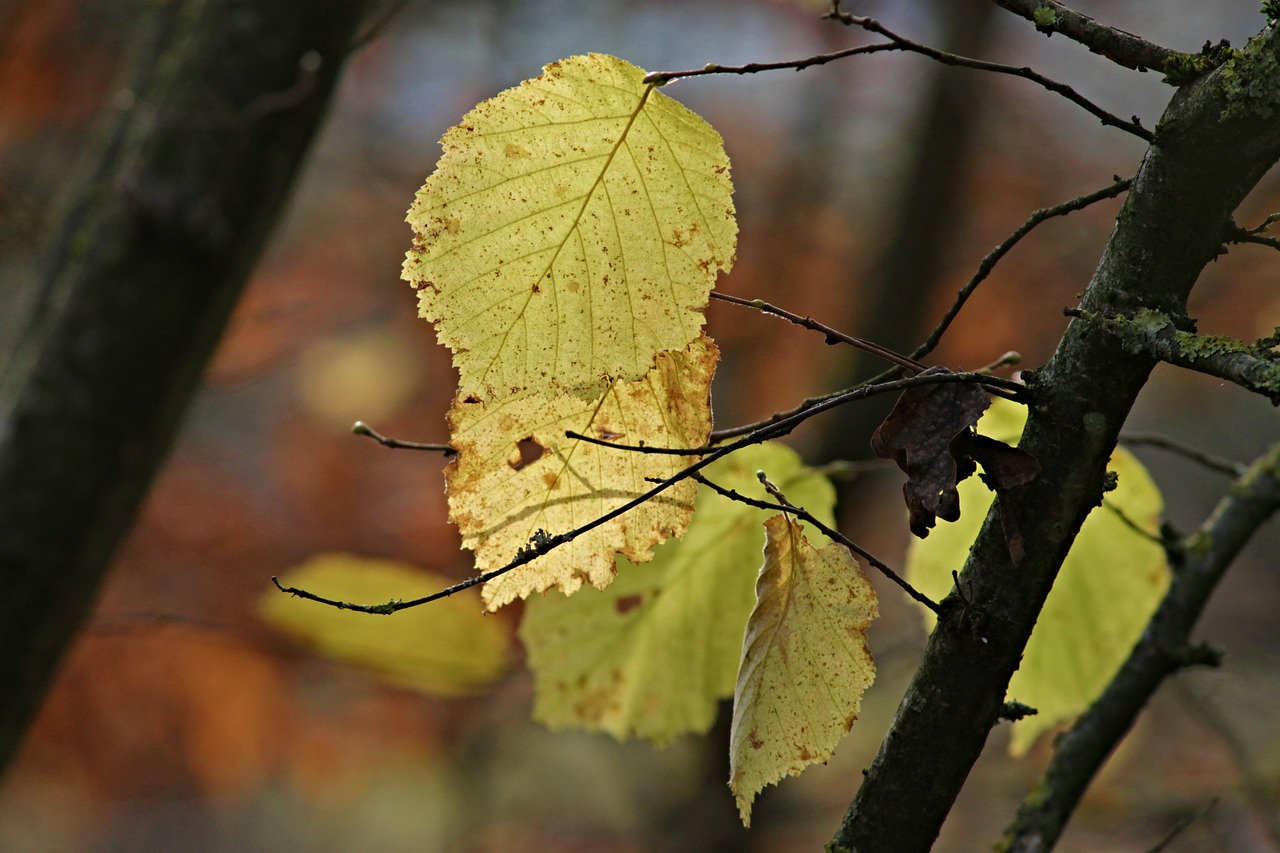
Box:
711;291;926;373
1069;308;1280;404
1000;442;1280;852
643;42;902;85
352;421;455;455
1120;432;1246;477
825;2;1153;140
914;177;1131;362
987;0;1179;75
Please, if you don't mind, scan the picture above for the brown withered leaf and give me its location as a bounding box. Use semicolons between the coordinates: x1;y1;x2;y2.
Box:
870;368;991;538
955;431;1042;563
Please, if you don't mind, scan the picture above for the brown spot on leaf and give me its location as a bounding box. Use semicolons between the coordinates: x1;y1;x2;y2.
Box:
749;730;764;750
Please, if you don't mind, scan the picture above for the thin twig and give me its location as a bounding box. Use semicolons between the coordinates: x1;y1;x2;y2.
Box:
824;2;1153;141
1142;798;1218;853
1227;228;1280;252
571;370;1029;454
353;420;455;455
1120;431;1246;477
912;176;1132;362
711;291;926;373
643;42;903;85
1101;499;1163;546
279;372;1028;613
692;472;941;614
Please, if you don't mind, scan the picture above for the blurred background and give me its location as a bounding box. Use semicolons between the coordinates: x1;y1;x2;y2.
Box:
0;0;1278;850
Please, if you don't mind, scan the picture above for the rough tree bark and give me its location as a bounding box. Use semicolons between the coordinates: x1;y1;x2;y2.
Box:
0;0;369;773
832;22;1280;853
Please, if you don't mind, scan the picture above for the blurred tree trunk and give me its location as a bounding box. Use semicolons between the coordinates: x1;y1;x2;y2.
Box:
0;0;369;774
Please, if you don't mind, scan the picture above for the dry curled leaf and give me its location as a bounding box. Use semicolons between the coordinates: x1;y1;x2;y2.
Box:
953;430;1041;562
870;368;991;537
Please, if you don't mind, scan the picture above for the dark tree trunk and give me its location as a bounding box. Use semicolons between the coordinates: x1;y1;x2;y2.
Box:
0;0;370;773
833;24;1280;852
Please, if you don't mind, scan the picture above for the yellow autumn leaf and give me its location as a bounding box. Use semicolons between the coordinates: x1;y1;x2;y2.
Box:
730;515;879;826
906;398;1170;755
259;554;508;696
448;335;717;610
520;442;837;744
403;53;736;402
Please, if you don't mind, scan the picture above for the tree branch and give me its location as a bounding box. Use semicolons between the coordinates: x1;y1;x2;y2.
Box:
987;0;1180;75
824;1;1153;140
912;177;1131;362
1000;442;1280;852
832;23;1280;852
0;0;370;772
1068;307;1280;405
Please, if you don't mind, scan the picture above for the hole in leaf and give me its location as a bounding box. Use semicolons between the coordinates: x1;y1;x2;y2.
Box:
510;437;545;471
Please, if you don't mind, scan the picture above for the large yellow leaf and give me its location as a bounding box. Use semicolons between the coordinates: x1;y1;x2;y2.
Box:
519;442;836;744
403;53;736;402
729;515;878;826
259;554;508;696
448;335;717;610
906;398;1170;754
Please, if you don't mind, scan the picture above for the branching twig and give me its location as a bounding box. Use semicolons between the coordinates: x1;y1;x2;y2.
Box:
280;372;1025;613
691;472;941;614
352;420;455;455
824;2;1153;141
1120;431;1246;477
643;42;903;85
711;291;927;373
572;369;1029;454
1226;223;1280;252
986;0;1180;75
912;177;1132;362
1000;442;1280;852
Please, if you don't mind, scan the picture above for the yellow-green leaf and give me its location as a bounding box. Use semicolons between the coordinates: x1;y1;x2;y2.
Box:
729;515;878;826
519;442;836;744
403;53;736;402
448;336;717;610
259;554;508;696
905;398;1170;754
